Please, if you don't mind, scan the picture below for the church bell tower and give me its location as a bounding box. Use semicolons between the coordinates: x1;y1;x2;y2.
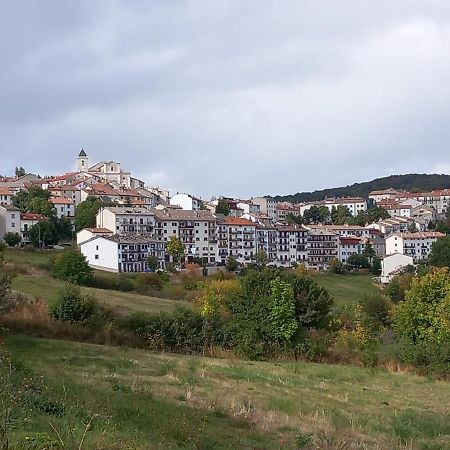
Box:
77;148;88;172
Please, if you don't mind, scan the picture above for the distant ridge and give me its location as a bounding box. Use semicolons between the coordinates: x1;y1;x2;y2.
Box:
273;173;450;203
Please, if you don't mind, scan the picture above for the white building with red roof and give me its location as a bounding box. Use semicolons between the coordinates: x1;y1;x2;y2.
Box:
385;231;445;261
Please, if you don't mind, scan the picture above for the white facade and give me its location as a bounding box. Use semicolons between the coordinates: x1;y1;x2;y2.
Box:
76;228;114;245
50;197;75;219
276;226;308;267
251;197;277;221
385;232;445;261
380;253;414;284
80;236;119;272
170;193;203;211
0;205;21;239
369;189;402;204
96;207;155;235
338;237;362;264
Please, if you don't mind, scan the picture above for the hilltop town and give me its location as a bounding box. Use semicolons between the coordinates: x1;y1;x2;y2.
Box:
0;149;449;283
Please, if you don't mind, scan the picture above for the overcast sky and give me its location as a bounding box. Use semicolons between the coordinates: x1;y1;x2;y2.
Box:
1;1;450;198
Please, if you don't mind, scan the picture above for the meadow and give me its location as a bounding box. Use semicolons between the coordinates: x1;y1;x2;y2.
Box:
1;335;449;449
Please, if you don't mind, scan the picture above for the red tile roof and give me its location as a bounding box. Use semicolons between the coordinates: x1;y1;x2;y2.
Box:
21;213;48;221
223;217;255;226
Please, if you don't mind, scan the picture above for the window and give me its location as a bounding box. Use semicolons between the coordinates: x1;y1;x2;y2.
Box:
11;223;15;227
11;214;15;219
95;254;99;260
96;245;99;250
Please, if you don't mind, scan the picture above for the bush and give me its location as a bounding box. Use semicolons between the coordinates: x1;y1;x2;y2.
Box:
135;273;163;291
3;232;21;247
329;258;346;274
359;294;392;327
53;250;93;285
49;284;100;326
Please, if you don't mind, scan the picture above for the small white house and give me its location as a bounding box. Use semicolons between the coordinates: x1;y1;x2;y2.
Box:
380;253;414;283
76;227;113;245
80;235;166;273
50;197;76;219
169;193;203;211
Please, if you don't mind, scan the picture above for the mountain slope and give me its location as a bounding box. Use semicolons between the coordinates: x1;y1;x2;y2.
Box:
273;173;450;203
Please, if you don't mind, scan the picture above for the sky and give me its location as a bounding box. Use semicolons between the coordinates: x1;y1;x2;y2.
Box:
1;1;450;199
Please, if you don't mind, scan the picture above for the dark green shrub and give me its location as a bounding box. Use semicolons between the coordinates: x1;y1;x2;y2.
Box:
53;250;93;285
49;284;99;326
135;273;163;291
3;232;21;247
359;294;392;327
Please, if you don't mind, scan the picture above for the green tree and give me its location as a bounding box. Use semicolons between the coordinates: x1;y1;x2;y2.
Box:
370;256;382;275
255;250;268;268
14;166;26;177
329;257;346;274
268;277;297;342
74;196;102;231
166;236;185;264
393;268;450;344
56;216;74;241
12;186;52;215
53;250;93;285
215;198;231;216
49;284;98;325
429;235;450;267
147;255;160;272
26;221;59;248
225;255;239;272
303;205;330;225
347;253;370;268
435;220;450;234
331;205;353;225
286;212;303;225
362;241;376;264
3;232;21;247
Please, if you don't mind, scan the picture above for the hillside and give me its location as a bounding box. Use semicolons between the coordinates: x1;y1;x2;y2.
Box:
2;335;449;449
273;173;450;203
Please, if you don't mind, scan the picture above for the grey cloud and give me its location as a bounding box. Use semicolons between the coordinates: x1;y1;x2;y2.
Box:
1;1;450;198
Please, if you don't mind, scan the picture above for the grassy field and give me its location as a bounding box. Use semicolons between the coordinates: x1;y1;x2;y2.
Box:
11;275;186;315
314;273;380;306
1;335;449;449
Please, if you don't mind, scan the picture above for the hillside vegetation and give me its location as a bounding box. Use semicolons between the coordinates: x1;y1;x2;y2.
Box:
2;335;449;450
273;173;450;202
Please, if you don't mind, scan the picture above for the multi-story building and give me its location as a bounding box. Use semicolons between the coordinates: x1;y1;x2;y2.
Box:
275;202;302;222
255;225;277;262
0;205;21;239
80;235;166;273
369;189;403;204
385;231;445;261
368;217;418;236
96;207;155;235
276;225;308;267
338;236;362;264
50;197;75;219
308;224;380;239
217;217;256;265
307;229;339;270
153;209;218;264
251;197;277;221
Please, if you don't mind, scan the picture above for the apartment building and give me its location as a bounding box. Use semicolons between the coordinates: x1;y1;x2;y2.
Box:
96;207;155;235
385;231;445;261
50;197;75;219
300;197;367;217
20;213;48;242
153;209;218;264
255;225;277;262
275;202;302;222
307;229;339;270
369;217;417;236
383;204;412;218
339;236;362;264
250;197;277;221
276;225;308;267
308;224;380;239
0;205;21;239
80;235;165;273
48;185;82;206
217;217;256;265
369;189;403;203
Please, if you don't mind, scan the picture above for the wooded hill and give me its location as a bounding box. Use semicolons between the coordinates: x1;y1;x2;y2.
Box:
273;173;450;203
